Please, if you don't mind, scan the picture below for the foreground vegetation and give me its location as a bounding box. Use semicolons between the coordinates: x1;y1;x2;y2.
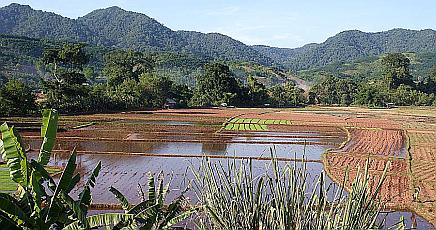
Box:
193;157;402;230
0;110;195;229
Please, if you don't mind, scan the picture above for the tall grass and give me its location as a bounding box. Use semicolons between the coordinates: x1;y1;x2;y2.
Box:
192;152;404;230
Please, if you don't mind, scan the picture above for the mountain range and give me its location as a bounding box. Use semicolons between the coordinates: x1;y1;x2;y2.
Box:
1;3;436;71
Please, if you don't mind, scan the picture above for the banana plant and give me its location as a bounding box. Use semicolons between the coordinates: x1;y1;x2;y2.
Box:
0;109;190;230
108;171;198;230
0;109;109;229
0;109;59;229
0;109;58;188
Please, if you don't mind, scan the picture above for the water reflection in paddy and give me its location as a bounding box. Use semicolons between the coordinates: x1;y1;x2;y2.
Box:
48;152;329;204
44;152;432;230
28;138;334;161
22;126;434;229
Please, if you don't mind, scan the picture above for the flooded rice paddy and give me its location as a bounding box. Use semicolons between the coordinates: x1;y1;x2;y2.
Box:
20;114;433;229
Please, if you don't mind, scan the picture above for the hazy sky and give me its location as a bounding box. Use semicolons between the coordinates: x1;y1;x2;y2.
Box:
1;0;435;48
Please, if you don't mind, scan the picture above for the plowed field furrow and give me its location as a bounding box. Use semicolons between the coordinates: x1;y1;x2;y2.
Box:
338;129;404;157
413;167;436;181
412;162;435;171
411;147;435;161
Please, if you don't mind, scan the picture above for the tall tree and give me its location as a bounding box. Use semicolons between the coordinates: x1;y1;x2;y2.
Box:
190;63;243;106
139;73;174;107
41;43;90;112
246;76;268;106
309;75;357;105
102;50;153;87
268;82;305;107
354;82;389;107
419;67;436;94
381;53;414;89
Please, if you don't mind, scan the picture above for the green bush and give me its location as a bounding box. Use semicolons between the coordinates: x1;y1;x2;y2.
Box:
0;79;37;116
193;155;404;230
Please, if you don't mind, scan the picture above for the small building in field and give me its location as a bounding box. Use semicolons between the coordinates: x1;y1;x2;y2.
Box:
164;99;177;109
385;103;395;109
220;103;228;108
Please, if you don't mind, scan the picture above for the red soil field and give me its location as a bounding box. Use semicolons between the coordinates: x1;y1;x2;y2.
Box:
335;128;405;157
326;167;411;208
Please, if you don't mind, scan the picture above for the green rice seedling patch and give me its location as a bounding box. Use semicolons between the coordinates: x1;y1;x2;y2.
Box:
244;118;252;124
223;118;290;131
264;120;274;125
230;118;239;123
235;118;244;124
224;123;234;130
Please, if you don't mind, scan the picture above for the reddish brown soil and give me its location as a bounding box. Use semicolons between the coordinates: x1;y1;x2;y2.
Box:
334;128;405;157
345;117;402;129
326;153;411;208
323;111;414;211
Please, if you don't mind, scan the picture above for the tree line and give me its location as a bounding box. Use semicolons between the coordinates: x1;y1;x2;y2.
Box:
309;53;436;107
0;44;435;116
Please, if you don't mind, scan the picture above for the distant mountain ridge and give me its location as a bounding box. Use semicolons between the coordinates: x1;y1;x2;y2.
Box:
253;29;436;70
0;3;273;65
1;3;436;71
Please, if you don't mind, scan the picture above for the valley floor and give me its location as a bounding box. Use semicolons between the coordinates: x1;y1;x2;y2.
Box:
2;106;436;228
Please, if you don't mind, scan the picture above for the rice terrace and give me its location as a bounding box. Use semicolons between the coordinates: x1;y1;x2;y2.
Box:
1;106;435;229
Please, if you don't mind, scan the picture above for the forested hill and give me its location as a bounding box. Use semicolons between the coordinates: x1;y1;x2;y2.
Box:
253;29;436;70
0;3;273;65
1;3;436;71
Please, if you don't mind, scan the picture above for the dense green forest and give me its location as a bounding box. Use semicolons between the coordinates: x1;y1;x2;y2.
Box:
1;40;435;116
1;3;436;71
254;29;436;71
0;39;310;115
0;3;435;116
308;54;436;107
0;34;292;88
298;52;436;82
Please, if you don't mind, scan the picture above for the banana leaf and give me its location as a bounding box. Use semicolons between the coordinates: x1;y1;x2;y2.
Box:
0;123;29;187
38;109;59;166
62;213;136;230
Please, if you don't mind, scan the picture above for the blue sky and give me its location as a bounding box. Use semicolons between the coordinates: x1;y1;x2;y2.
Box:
1;0;435;48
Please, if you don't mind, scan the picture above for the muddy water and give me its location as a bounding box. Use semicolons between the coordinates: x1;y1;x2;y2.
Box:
28;139;333;160
41;151;432;229
380;211;434;229
23;126;433;229
27;130;338;160
45;153;326;203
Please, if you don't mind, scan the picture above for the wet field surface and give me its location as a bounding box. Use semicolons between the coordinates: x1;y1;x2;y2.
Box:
20;115;433;229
